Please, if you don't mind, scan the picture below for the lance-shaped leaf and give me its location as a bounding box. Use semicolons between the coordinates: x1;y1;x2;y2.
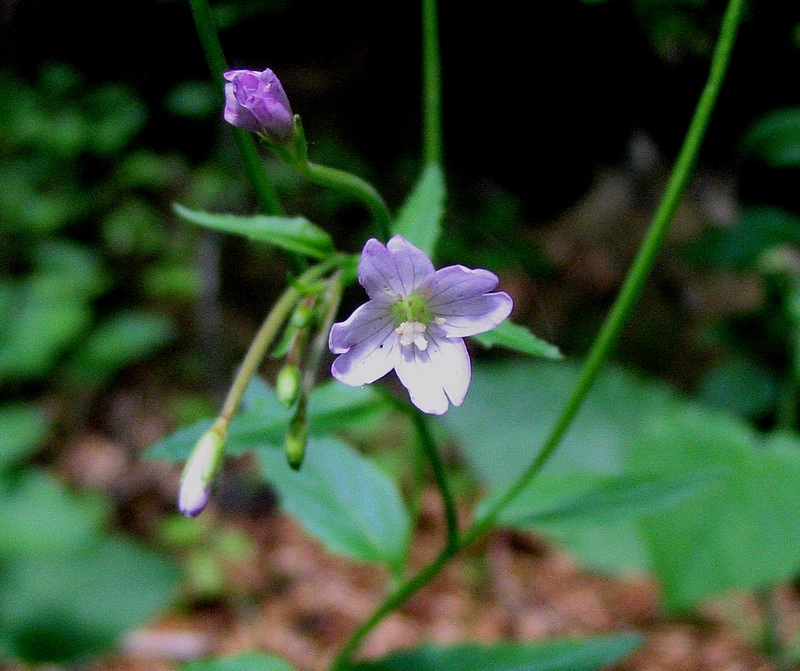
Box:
392;163;445;257
174;204;335;259
473;320;562;360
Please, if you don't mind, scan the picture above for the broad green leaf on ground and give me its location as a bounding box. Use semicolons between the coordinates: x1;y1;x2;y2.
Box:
174;204;334;259
392;163;445;257
486;471;713;528
348;634;643;671
629;405;800;611
444;360;678;572
257;436;410;572
740;106;800;167
146;380;389;462
0;471;108;557
182;652;295;671
442;361;678;489
0;535;178;663
473;321;562;360
0;404;50;472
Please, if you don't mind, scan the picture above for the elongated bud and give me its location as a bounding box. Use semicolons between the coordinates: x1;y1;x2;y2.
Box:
276;363;301;408
178;426;226;517
223;69;295;145
284;401;308;470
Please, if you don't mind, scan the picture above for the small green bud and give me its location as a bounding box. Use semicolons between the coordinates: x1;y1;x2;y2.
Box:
291;303;315;329
276;363;301;408
285;410;308;470
178;426;226;517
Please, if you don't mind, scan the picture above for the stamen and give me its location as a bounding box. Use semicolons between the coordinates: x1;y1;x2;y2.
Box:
396;321;428;350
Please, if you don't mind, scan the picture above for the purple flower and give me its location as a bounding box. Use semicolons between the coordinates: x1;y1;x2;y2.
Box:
223;69;294;143
329;235;513;415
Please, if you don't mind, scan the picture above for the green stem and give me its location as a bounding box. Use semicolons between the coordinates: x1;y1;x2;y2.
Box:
187;0;283;217
409;410;459;548
421;0;443;167
298;161;392;242
217;257;343;425
328;0;745;665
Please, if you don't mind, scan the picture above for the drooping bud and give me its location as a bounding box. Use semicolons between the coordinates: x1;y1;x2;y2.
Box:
276;363;301;408
178;425;226;517
222;69;294;144
284;400;308;470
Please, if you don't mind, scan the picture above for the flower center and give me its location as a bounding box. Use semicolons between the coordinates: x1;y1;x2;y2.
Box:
391;294;435;351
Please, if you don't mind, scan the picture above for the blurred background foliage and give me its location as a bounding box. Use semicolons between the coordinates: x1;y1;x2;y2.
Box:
1;0;800;664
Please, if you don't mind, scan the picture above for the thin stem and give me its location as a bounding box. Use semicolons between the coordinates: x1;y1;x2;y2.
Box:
328;0;746;665
409;411;459;548
188;0;283;217
217;257;343;425
330;544;456;670
298;161;392;242
421;0;443;167
470;0;747;540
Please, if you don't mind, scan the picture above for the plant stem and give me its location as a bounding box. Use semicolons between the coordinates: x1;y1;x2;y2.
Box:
187;0;284;217
217;257;343;425
409;411;459;548
469;0;747;541
328;0;746;665
298;161;392;242
421;0;443;167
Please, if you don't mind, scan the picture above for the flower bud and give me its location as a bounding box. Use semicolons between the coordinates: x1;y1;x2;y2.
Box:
178;427;226;517
284;404;308;470
223;69;294;144
276;363;301;408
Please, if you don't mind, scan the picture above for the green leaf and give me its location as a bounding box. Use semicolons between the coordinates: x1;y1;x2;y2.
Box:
0;471;108;557
441;361;679;572
257;437;410;571
348;634;643;671
182;652;296;671
488;471;713;528
629;406;800;611
146;380;389;462
65;310;175;385
0;404;50;472
0;535;178;663
392;163;445;257
173;204;335;259
685;206;800;269
740;106;800;167
0;288;92;381
473;321;562;360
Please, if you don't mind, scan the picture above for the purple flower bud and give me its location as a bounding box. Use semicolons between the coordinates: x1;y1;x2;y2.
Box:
223;69;294;143
178;427;226;517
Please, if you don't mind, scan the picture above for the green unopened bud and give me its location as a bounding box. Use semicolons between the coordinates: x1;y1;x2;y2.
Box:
284;408;308;470
276;363;301;408
291;302;315;329
178;426;226;517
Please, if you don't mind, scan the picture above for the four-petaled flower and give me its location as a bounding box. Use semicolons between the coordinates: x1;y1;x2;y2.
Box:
223;68;294;144
329;235;513;415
